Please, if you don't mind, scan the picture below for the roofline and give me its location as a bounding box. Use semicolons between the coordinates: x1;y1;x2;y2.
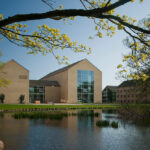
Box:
117;80;137;88
6;59;29;72
103;85;118;90
83;59;102;73
29;79;60;87
40;59;85;80
40;58;102;80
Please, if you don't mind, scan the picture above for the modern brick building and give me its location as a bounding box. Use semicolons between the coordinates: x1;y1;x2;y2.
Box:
102;86;117;103
116;80;150;103
0;59;102;104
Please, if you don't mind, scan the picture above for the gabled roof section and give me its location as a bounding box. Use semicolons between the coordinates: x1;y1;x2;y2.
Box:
82;59;102;73
103;86;117;92
40;59;85;80
6;59;29;72
118;80;137;87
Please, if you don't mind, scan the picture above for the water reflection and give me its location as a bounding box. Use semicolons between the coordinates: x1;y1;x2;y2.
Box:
0;113;29;150
0;110;150;150
44;110;102;133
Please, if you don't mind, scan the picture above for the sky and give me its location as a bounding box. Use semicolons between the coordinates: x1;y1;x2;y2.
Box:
0;0;150;89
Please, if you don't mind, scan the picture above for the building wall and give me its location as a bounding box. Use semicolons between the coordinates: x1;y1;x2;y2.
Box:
42;59;102;103
116;86;150;103
42;70;68;102
45;86;60;103
116;87;139;103
68;59;102;103
0;60;29;104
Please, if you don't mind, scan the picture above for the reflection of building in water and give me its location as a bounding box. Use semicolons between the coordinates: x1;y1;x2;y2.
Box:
45;110;102;132
45;111;78;132
78;110;94;131
0;113;29;150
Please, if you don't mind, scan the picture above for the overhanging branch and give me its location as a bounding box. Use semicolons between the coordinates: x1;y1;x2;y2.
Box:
0;0;131;27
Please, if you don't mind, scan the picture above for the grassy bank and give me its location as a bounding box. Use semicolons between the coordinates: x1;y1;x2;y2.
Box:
0;104;120;112
1;104;150;112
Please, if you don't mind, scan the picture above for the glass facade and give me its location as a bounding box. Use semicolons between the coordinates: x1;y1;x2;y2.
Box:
29;86;45;103
77;70;94;103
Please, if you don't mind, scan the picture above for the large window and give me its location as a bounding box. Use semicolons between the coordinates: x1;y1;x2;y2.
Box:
77;70;94;103
29;86;45;103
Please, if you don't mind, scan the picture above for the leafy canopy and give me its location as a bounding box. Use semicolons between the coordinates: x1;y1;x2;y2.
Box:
117;17;150;82
0;0;149;78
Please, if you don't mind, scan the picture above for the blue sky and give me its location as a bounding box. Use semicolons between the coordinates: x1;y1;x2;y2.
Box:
0;0;150;89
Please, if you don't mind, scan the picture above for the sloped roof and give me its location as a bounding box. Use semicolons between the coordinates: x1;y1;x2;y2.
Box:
40;59;85;80
6;59;29;72
30;80;60;87
118;80;137;87
103;86;117;92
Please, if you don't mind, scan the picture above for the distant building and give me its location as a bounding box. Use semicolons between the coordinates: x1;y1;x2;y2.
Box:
102;86;117;103
0;60;29;104
0;59;102;104
116;80;150;103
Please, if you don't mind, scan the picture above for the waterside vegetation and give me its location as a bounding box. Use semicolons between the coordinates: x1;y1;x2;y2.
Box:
12;111;100;120
118;105;150;123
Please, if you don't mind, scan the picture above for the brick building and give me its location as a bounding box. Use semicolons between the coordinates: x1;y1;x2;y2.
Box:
0;59;102;104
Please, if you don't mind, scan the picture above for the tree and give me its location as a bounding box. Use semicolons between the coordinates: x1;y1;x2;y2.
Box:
19;95;25;104
117;17;150;98
0;94;5;103
0;50;11;87
0;0;149;63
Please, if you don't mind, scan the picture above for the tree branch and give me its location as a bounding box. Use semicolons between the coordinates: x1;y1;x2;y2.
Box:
101;15;150;34
0;0;131;27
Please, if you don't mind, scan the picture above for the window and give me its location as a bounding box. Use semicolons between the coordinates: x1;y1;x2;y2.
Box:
19;75;27;79
29;86;45;103
77;70;94;103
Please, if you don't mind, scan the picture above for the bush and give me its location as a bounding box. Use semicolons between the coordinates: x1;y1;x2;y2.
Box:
19;95;25;104
0;94;5;104
96;120;110;127
111;121;118;128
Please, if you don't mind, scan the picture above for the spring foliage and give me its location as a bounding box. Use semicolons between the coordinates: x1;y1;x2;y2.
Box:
117;17;150;82
0;51;11;87
0;0;149;82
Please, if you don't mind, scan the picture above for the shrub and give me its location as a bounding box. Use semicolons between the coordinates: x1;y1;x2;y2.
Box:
19;95;25;104
111;121;118;128
0;94;5;104
96;120;110;127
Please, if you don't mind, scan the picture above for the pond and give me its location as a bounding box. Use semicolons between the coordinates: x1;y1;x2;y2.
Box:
0;110;150;150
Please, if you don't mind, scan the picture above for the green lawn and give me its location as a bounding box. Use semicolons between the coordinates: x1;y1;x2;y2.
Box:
0;104;120;111
1;103;150;111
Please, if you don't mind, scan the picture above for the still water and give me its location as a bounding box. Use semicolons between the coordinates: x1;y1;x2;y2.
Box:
0;110;150;150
